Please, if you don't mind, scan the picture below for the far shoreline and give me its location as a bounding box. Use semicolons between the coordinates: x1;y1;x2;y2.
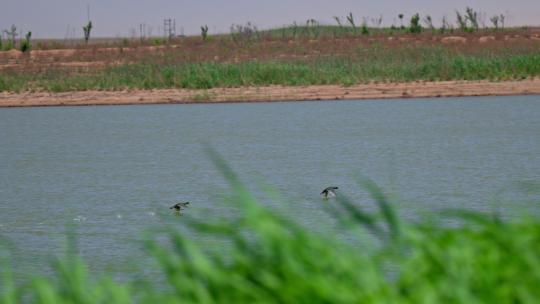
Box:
1;79;539;108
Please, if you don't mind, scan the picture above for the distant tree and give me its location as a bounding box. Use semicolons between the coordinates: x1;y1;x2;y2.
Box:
200;25;209;41
333;16;343;27
409;13;422;33
499;14;505;29
398;14;404;29
440;15;454;33
83;21;93;44
423;15;435;31
292;21;298;39
371;15;383;28
306;19;320;39
3;24;18;49
456;11;469;32
490;15;500;30
20;31;32;52
465;7;479;31
346;12;356;30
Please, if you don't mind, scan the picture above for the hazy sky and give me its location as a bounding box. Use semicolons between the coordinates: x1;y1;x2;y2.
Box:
1;0;539;39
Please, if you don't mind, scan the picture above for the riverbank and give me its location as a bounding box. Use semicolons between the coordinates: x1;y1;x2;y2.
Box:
1;79;539;107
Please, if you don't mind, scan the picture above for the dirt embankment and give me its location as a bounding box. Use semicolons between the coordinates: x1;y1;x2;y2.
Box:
1;79;539;107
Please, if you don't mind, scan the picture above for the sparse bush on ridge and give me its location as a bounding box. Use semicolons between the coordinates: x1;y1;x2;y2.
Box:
371;15;383;29
305;19;321;39
2;25;18;51
346;12;356;30
230;22;260;44
0;7;515;53
466;7;480;31
333;16;343;28
1;151;540;303
491;15;501;30
440;16;451;33
423;15;434;32
455;7;482;33
152;37;166;46
83;21;92;44
456;11;469;32
229;7;509;42
361;20;369;35
200;25;209;41
409;13;422;33
398;14;404;29
20;31;32;53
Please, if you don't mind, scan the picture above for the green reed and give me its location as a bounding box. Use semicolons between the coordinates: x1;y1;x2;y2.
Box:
1;44;540;92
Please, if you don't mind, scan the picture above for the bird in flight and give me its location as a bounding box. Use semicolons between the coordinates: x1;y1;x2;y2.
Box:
320;186;339;199
170;202;190;212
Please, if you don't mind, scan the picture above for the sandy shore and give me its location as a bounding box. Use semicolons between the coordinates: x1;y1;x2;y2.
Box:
1;79;539;107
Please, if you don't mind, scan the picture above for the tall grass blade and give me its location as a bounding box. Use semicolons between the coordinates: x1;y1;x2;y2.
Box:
333;194;385;238
361;178;401;239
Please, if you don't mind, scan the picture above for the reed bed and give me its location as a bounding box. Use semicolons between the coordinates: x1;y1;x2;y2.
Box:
1;43;540;92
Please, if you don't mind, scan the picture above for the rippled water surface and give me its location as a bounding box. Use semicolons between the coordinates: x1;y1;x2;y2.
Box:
1;95;540;277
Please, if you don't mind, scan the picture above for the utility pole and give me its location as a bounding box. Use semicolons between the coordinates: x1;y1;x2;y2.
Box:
163;18;176;40
139;23;146;41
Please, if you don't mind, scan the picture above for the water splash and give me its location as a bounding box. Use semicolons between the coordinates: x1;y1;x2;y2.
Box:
73;215;87;222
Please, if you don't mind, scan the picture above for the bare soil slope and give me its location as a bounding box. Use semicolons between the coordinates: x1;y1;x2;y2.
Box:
2;79;539;107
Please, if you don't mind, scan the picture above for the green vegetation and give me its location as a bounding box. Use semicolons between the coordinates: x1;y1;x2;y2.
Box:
0;7;536;94
361;21;370;35
20;31;32;53
230;22;261;43
1;152;540;303
409;14;422;34
455;7;476;33
2;25;17;51
152;37;167;46
465;7;480;32
2;45;540;92
201;25;209;41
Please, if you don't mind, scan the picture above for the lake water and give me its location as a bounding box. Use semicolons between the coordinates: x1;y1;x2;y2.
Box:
1;95;540;278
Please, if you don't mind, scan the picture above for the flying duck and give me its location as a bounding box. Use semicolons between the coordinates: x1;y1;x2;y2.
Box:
170;202;190;212
320;186;339;198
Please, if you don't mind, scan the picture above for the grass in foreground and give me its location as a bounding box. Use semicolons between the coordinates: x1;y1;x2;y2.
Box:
1;44;540;92
1;152;540;303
